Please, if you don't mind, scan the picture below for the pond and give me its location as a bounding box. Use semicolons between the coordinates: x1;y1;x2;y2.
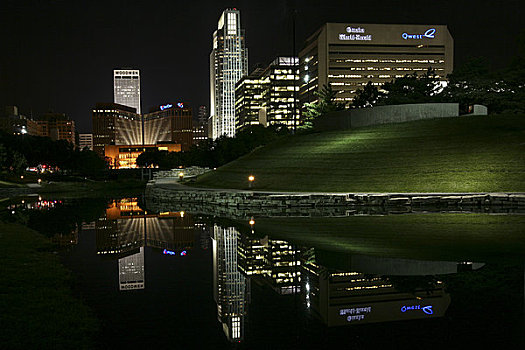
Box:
7;196;525;349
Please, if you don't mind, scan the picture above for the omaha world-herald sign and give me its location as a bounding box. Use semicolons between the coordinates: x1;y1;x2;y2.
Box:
336;24;442;44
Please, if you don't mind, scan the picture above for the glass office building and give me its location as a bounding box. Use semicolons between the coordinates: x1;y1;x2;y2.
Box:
210;9;248;139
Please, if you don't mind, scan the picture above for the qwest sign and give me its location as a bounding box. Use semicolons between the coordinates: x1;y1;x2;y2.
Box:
400;304;433;315
401;28;436;40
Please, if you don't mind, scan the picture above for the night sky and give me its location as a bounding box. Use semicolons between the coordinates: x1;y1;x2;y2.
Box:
1;0;523;132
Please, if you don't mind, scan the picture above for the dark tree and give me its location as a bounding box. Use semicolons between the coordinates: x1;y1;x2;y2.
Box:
302;84;346;128
351;81;381;108
379;67;441;105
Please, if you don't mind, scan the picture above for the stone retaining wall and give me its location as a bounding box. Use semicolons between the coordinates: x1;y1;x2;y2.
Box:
145;185;525;218
153;166;210;179
314;103;468;131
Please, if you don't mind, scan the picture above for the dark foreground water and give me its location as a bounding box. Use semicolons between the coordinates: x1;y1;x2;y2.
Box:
7;196;525;349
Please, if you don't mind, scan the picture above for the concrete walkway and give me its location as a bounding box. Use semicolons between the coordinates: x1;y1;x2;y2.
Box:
148;177;525;197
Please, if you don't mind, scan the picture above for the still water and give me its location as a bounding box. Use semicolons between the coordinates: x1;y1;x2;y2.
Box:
8;196;525;349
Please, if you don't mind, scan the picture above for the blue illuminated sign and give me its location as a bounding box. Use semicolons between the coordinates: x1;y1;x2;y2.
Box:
401;304;433;315
163;249;187;256
160;104;173;110
402;28;436;40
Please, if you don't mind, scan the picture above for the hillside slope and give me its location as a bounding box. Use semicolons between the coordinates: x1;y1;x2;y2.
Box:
193;114;525;192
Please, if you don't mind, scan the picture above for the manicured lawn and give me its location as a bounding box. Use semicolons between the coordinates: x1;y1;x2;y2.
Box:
193;114;525;192
249;213;525;262
0;223;99;349
37;179;146;198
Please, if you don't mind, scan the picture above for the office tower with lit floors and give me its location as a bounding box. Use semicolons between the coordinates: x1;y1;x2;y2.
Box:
235;57;300;131
299;23;453;108
212;225;249;342
209;8;248;139
114;69;141;114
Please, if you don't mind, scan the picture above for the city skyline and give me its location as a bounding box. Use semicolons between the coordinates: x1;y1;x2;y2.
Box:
1;0;523;133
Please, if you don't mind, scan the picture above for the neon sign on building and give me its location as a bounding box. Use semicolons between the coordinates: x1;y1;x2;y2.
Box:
401;28;436;40
160;104;173;110
400;304;433;315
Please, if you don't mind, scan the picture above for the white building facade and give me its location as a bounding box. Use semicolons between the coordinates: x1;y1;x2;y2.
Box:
114;69;141;114
210;9;248;139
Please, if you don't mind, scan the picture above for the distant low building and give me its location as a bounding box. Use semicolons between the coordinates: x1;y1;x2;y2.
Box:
143;103;193;151
78;133;93;150
104;143;181;169
35;112;76;145
92;102;141;158
0;106;37;136
193;105;208;145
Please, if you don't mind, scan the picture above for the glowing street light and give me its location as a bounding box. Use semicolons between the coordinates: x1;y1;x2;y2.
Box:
248;175;255;188
249;217;255;226
178;172;184;180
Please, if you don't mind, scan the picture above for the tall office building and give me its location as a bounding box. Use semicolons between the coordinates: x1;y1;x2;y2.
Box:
212;225;249;342
235;57;300;131
210;8;248;139
114;69;141;114
299;23;453;108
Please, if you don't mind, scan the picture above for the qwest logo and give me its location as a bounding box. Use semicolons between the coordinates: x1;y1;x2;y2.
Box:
402;28;436;40
401;304;433;315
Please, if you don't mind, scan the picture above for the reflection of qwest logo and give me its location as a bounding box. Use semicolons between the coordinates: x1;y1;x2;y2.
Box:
401;304;433;315
402;28;436;40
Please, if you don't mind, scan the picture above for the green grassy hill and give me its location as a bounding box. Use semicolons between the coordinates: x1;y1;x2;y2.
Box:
193;114;525;192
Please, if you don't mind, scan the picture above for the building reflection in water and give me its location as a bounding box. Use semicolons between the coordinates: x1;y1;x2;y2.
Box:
94;203;458;341
212;225;250;342
95;198;195;291
119;247;145;290
301;252;451;326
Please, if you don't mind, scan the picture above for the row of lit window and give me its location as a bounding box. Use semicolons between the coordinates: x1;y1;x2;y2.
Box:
329;59;445;64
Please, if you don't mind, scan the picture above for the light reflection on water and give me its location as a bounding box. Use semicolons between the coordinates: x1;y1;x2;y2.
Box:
6;196;525;348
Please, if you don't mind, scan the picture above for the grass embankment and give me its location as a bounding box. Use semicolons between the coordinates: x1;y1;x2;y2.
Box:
194;114;525;192
249;214;525;262
0;223;98;349
37;179;146;198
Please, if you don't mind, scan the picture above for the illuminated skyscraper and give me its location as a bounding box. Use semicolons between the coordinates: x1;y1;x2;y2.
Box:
210;8;248;139
114;69;141;114
118;247;145;291
212;225;249;342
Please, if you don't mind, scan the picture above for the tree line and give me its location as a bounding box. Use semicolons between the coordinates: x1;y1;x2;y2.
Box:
0;132;106;177
350;54;525;114
136;124;290;169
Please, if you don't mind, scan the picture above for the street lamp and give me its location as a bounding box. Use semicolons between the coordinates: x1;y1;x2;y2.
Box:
248;175;255;188
178;172;184;181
